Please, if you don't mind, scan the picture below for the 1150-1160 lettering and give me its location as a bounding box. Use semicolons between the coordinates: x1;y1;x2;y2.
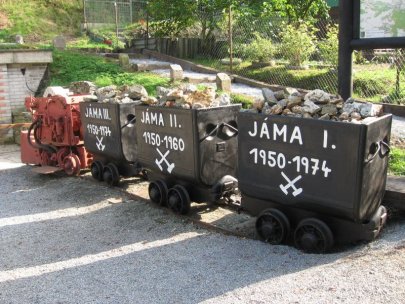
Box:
249;148;332;178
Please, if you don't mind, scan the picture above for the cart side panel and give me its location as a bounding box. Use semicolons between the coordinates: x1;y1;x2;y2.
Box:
135;106;196;181
196;105;240;186
358;115;392;221
238;112;363;220
80;102;124;161
119;103;138;163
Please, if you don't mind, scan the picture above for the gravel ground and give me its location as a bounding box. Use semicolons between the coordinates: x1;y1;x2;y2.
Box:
1;145;405;304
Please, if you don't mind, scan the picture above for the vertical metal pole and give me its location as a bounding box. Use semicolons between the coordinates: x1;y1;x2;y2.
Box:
114;2;119;40
338;0;354;99
83;0;87;29
228;5;233;74
130;0;133;23
146;4;149;49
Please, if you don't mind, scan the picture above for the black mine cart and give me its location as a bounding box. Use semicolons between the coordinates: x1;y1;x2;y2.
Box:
80;101;141;186
135;104;241;214
238;112;392;253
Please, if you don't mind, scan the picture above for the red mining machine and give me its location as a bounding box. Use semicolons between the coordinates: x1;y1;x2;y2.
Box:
21;90;92;175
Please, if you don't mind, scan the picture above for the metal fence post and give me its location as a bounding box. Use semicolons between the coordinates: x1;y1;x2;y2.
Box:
114;2;119;40
228;5;233;74
130;0;133;23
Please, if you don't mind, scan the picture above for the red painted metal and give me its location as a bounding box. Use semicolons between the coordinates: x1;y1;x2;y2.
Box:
21;93;93;175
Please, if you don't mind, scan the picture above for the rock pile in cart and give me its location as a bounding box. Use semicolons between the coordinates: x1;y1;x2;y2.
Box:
70;81;231;109
68;81;383;121
256;87;383;123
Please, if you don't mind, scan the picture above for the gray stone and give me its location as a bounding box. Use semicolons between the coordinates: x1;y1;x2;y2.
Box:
141;96;158;105
166;88;183;101
69;81;96;95
252;99;265;111
216;73;231;92
15;35;23;44
319;114;330;120
287;95;302;108
210;100;220;108
128;84;148;100
156;86;170;97
53;36;66;50
270;104;283;115
274;90;285;100
339;112;349;121
277;99;287;108
119;54;130;68
170;64;183;81
192;102;204;109
305;89;330;104
291;106;304;114
120;97;133;103
321;104;338;116
217;93;231;106
351;112;362;120
302;100;321;114
284;87;299;96
282;109;292;115
303;113;312;119
262;103;271;114
262;88;278;105
180;84;197;94
359;103;383;118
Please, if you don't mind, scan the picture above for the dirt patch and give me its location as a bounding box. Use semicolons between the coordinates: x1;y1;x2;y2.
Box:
0;12;10;30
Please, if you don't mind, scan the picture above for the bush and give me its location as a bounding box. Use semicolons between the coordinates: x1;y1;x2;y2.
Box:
237;32;275;63
230;93;254;109
318;24;339;66
279;22;317;67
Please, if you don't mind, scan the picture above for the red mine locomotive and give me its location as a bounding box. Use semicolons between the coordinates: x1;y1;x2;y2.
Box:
21;87;92;175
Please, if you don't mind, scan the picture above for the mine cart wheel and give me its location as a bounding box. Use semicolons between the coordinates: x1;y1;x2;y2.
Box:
255;209;290;245
56;148;69;167
148;180;168;206
167;185;191;215
91;161;104;181
294;218;334;254
103;163;120;186
63;154;81;176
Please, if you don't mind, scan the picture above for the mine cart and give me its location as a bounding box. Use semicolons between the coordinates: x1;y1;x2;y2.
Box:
80;101;141;185
238;112;392;253
135;104;240;214
21;92;92;175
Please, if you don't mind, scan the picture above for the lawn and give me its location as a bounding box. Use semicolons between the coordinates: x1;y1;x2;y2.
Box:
50;50;170;95
389;147;405;176
191;58;405;103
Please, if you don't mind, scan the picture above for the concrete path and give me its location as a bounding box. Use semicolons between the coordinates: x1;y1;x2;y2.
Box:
1;145;405;303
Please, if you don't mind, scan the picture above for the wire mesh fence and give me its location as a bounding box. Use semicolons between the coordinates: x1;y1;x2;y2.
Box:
83;2;405;104
84;0;148;31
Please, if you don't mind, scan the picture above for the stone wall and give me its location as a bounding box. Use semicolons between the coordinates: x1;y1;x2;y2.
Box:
0;50;52;143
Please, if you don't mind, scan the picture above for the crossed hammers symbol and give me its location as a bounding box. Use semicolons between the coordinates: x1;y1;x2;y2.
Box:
279;172;303;197
96;136;105;151
155;148;175;173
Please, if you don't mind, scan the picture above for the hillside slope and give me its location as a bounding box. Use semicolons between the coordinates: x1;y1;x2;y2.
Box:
0;0;83;42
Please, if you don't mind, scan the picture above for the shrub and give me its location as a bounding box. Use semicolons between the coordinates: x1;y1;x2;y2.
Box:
318;24;339;66
279;22;317;67
230;93;254;109
237;32;276;63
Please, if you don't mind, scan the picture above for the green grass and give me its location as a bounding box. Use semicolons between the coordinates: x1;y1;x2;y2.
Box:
67;37;115;52
389;147;405;176
0;0;82;42
191;58;405;103
50;50;170;95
